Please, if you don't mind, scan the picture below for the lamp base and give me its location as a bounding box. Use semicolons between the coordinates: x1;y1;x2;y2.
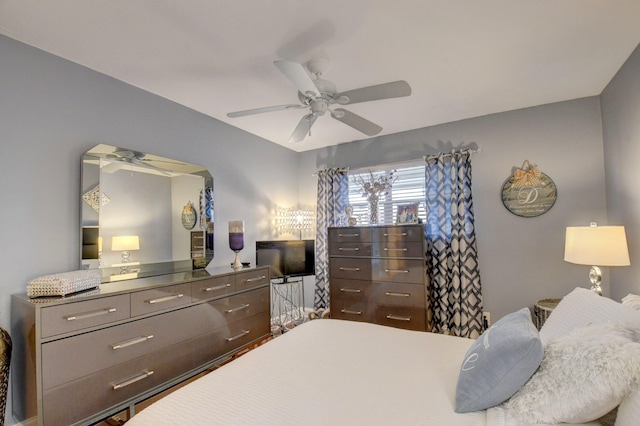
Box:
589;265;603;296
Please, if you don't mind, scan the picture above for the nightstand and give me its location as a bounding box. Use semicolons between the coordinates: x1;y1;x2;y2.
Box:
533;298;561;330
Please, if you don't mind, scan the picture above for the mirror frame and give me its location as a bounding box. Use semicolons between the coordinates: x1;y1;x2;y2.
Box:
80;144;214;282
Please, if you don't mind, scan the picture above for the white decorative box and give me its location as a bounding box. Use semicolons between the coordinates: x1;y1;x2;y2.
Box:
27;269;101;298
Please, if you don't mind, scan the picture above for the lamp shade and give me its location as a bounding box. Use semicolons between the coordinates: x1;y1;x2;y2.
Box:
564;226;630;266
111;235;140;252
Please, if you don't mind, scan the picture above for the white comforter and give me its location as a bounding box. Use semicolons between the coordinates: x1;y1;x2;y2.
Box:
125;319;600;426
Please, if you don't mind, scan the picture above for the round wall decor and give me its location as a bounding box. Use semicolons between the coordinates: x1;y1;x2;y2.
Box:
501;160;557;217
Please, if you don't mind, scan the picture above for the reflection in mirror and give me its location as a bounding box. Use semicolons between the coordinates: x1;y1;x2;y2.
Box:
81;144;214;282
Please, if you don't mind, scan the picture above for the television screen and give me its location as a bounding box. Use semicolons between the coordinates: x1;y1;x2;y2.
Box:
255;240;315;279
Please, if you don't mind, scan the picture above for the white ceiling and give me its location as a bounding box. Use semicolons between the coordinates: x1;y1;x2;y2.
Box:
1;1;640;153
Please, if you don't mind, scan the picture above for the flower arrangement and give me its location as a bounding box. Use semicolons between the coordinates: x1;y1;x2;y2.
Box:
352;170;398;223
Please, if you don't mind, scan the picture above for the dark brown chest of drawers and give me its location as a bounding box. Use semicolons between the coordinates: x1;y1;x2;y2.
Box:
11;266;270;426
329;225;429;331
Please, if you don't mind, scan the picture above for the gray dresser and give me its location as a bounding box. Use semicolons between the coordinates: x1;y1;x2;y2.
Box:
11;266;270;426
328;224;430;331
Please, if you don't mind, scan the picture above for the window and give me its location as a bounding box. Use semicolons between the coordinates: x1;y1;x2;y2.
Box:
348;164;426;225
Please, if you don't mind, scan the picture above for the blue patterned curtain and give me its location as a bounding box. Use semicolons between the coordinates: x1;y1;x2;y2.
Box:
424;151;483;338
314;168;349;310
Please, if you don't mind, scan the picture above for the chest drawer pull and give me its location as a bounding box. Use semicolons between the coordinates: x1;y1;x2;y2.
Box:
225;330;250;342
383;247;408;252
340;288;361;293
386;314;412;322
64;307;117;322
340;309;362;316
225;303;250;314
384;232;408;237
338;233;359;238
112;370;154;390
203;283;231;292
384;269;410;274
385;291;410;297
146;293;184;304
243;275;266;283
338;247;360;252
339;267;361;272
111;335;154;350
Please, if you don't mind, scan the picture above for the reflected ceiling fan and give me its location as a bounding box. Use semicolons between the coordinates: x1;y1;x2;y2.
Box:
102;149;185;175
227;58;412;143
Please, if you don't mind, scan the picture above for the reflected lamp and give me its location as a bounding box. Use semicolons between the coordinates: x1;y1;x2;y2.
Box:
111;235;140;264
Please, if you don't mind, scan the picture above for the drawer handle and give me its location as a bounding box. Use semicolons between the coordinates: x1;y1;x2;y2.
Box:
383;247;408;252
146;293;184;304
340;309;362;315
386;314;412;322
384;232;408;237
225;303;250;313
338;233;359;237
111;335;154;350
243;275;266;283
203;283;231;292
340;288;361;293
225;330;250;342
339;267;361;272
384;269;410;274
338;247;360;252
385;292;410;297
112;370;154;390
64;307;117;322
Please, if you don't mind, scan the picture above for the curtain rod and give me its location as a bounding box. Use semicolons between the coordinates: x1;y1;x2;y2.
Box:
423;147;482;160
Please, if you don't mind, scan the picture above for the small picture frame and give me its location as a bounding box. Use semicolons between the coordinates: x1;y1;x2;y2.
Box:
396;203;419;224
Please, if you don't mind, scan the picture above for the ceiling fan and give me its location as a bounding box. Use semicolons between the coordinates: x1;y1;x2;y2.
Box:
102;149;185;175
227;58;412;143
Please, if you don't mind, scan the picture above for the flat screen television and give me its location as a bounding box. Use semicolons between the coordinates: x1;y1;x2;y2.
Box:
255;240;315;279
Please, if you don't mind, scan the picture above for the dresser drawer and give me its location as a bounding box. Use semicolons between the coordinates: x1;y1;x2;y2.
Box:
131;283;192;317
191;274;236;301
329;257;371;281
372;241;424;258
371;259;425;284
42;340;203;426
207;286;270;328
40;295;131;338
373;306;426;331
328;227;371;243
370;282;425;308
330;279;371;302
41;303;212;390
372;225;424;242
331;297;370;323
329;242;372;257
236;269;269;291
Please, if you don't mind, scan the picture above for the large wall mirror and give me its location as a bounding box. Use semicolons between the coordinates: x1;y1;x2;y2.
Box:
81;144;214;282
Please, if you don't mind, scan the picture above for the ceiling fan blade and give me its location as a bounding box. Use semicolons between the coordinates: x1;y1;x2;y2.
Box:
336;80;411;105
274;60;321;98
227;104;306;118
331;108;382;136
289;114;317;143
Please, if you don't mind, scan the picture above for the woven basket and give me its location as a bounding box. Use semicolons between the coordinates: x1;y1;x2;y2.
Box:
533;298;561;330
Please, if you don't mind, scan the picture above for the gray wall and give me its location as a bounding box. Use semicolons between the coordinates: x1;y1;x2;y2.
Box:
299;96;609;321
0;35;299;425
601;43;640;301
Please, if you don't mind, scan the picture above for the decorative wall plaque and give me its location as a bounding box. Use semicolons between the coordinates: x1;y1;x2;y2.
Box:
501;160;557;217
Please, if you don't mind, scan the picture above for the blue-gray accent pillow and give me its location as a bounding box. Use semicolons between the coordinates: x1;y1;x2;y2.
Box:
455;307;543;413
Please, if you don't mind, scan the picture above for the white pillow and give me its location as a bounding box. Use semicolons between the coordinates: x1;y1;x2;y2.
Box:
621;293;640;311
504;322;640;424
539;287;640;345
616;385;640;426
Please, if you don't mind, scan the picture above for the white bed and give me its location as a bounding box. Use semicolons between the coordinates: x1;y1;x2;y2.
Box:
126;288;640;426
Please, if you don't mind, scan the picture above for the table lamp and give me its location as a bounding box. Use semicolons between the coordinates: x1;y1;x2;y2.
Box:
287;209;314;240
112;235;140;264
564;223;630;295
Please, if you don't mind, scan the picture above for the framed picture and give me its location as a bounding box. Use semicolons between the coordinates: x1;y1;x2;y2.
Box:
396;203;419;224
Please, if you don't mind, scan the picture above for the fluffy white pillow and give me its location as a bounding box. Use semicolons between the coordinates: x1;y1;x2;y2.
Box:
539;287;640;345
504;322;640;424
622;293;640;311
